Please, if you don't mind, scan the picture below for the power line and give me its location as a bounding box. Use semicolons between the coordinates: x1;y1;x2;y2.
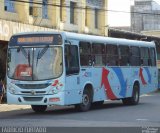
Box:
8;0;160;16
0;0;103;18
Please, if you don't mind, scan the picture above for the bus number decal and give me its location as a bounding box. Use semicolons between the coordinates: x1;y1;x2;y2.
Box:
83;72;92;77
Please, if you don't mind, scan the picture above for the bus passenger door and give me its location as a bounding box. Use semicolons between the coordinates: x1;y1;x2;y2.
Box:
65;44;81;105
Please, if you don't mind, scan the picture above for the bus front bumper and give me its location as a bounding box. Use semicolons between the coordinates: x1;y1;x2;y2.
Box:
7;92;65;106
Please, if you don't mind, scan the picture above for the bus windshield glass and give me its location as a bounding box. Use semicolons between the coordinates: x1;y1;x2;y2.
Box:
7;46;63;81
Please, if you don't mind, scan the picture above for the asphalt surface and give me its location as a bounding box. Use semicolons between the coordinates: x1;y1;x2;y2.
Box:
0;91;160;128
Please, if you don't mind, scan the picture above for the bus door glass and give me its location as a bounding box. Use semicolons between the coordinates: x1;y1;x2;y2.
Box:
65;43;80;104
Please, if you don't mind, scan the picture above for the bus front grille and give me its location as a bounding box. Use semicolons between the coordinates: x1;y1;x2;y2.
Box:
15;83;51;89
21;91;46;94
23;97;43;102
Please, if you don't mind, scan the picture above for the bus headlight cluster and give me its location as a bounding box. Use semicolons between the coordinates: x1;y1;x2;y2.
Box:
8;85;16;94
49;87;61;94
52;88;59;94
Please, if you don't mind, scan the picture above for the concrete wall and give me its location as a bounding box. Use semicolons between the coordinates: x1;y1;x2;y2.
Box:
131;0;160;33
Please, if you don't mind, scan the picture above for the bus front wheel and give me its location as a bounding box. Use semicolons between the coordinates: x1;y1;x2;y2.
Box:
75;89;92;112
31;105;47;113
122;84;140;105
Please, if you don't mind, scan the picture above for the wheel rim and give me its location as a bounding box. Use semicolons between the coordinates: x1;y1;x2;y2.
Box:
82;94;89;106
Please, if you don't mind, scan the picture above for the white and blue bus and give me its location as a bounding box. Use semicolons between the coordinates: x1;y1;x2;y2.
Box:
7;32;158;112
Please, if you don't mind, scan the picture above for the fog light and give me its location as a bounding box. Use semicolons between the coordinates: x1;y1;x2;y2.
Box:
44;98;47;103
18;97;22;102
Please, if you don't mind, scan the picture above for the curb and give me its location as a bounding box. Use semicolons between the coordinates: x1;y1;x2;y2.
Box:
0;104;30;112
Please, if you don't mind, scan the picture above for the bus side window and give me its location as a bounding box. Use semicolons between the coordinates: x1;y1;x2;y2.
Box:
130;46;140;66
106;44;119;66
119;45;130;66
92;43;105;66
149;48;156;66
65;45;80;75
140;47;149;66
79;42;92;66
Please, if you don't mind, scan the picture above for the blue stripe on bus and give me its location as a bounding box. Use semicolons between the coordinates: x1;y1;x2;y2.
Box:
144;68;151;84
112;68;127;97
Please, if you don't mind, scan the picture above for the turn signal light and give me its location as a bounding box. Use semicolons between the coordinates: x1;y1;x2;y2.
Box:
49;98;60;102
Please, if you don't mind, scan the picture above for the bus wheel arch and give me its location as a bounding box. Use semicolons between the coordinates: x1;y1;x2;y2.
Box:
75;84;93;112
122;81;140;105
84;84;94;102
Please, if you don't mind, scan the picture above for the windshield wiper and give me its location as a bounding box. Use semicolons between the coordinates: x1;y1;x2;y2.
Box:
18;46;31;67
36;45;49;66
19;46;27;58
28;50;31;67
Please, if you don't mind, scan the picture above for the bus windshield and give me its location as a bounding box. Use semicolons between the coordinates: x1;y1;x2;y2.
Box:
7;46;63;81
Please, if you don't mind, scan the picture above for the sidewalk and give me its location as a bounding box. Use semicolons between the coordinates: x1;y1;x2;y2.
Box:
0;104;30;112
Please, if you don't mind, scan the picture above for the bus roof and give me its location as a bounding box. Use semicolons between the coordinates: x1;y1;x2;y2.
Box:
64;32;155;47
11;31;155;47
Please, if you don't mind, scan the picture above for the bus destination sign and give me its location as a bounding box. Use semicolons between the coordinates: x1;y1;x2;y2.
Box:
17;36;54;44
9;34;62;46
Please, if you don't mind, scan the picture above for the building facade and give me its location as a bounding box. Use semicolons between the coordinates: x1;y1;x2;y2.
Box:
0;0;108;42
131;0;160;33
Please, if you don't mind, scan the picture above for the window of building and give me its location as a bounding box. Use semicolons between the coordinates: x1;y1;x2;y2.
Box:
65;45;79;75
149;48;156;66
29;0;38;16
85;6;89;27
119;45;130;66
79;42;92;66
130;46;140;66
4;0;15;12
29;0;33;15
95;8;98;29
140;47;149;66
106;45;119;66
42;0;48;19
92;43;105;66
70;1;76;24
60;0;66;22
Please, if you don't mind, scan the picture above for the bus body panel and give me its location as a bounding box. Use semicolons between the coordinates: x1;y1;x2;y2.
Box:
7;31;158;107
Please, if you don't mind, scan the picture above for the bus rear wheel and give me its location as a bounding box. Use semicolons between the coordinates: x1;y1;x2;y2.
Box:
75;89;92;112
122;84;140;105
31;105;47;113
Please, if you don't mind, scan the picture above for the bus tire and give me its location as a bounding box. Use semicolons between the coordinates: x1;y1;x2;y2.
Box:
31;105;47;113
75;89;92;112
122;84;140;105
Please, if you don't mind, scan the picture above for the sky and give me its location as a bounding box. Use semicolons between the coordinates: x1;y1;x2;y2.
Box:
108;0;160;27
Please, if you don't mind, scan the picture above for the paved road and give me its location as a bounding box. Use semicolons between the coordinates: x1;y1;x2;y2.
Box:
0;92;160;128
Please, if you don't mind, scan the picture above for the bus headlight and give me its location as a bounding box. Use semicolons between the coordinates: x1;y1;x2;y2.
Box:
52;89;59;94
48;87;61;94
8;86;16;94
